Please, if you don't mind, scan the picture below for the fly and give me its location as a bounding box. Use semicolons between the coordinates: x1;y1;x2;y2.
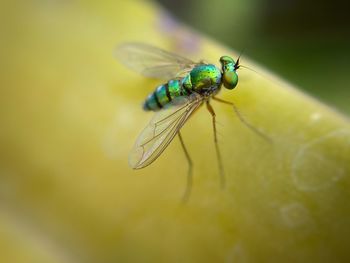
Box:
116;43;269;202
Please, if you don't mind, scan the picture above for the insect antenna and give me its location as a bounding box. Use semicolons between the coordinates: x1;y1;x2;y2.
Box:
239;65;261;75
234;48;245;70
233;47;278;85
239;64;282;87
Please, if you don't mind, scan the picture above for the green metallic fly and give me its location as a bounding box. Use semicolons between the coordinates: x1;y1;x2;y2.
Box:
116;43;269;202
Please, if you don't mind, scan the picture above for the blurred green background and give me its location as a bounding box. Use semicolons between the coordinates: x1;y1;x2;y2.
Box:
158;0;350;114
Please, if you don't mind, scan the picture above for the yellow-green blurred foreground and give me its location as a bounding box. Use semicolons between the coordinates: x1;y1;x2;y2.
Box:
1;1;350;262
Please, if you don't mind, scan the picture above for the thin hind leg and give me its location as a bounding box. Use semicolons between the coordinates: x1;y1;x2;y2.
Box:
206;101;225;189
212;96;272;143
178;131;193;203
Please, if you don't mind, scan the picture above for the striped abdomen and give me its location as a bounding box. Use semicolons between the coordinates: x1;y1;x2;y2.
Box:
143;79;192;111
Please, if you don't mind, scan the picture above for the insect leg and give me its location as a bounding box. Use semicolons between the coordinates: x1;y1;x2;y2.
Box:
212;97;272;143
206;101;225;189
178;131;193;203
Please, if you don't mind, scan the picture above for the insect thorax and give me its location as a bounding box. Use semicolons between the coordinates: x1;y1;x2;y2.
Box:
186;64;222;93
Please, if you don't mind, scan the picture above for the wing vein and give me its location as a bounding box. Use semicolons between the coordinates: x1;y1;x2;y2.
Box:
116;42;198;79
129;94;203;169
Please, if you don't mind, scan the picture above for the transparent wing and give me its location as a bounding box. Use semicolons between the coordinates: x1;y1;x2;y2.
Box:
115;43;198;79
129;93;203;169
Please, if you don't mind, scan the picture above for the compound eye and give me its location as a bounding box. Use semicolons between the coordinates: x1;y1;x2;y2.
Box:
223;71;238;89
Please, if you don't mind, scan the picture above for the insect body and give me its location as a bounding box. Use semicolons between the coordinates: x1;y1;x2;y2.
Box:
116;43;265;202
143;64;223;111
